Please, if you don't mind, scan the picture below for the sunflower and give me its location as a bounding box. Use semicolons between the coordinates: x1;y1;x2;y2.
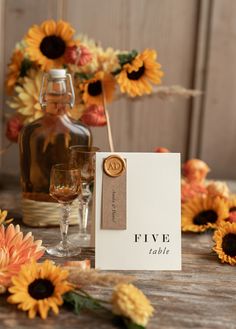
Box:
117;49;163;97
5;49;24;95
7;69;43;123
25;20;75;70
182;196;229;232
8;260;72;319
80;71;115;105
224;195;236;223
213;222;236;265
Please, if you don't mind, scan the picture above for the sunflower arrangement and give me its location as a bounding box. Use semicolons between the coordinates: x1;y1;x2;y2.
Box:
180;156;236;265
2;228;153;328
8;260;153;327
0;212;153;326
181;196;229;233
5;19;164;145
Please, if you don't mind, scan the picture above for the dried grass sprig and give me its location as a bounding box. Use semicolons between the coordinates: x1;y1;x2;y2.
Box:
65;267;135;287
116;85;201;101
151;85;202;99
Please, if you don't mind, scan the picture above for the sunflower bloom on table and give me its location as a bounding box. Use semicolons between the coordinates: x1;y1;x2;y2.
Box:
0;224;44;291
182;196;229;232
25;20;76;70
112;283;154;327
224;194;236;223
80;71;116;106
8;260;72;319
117;49;163;97
213;222;236;265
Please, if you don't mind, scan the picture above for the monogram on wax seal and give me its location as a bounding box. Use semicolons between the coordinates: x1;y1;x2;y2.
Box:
103;155;126;177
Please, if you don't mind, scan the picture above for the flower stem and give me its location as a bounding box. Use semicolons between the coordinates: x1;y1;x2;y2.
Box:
102;81;115;152
75;288;111;310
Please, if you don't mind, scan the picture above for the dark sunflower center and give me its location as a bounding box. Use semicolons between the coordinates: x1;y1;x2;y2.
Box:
230;206;236;212
127;64;145;80
88;80;102;96
40;35;66;59
28;279;55;300
193;210;218;226
222;233;236;257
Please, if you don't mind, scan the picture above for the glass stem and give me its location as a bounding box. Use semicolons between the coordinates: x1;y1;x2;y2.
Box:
81;201;89;234
79;183;91;235
60;203;70;249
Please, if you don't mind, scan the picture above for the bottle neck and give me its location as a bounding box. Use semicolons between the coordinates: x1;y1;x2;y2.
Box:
43;78;71;115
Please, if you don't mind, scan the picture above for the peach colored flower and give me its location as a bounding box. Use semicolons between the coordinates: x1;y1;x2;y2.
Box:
207;181;230;200
65;45;92;66
181;181;208;203
80;104;107;126
64;45;78;64
154;147;170;153
227;212;236;223
63;259;91;270
0;224;44;289
78;45;93;66
183;159;210;185
6;115;24;143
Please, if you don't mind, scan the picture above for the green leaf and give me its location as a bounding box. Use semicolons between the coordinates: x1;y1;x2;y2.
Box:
20;58;33;77
75;72;94;81
63;291;103;316
124;319;145;329
112;316;145;329
117;50;138;67
112;68;122;76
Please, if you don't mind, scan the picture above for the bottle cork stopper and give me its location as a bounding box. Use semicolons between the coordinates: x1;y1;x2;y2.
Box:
49;69;66;79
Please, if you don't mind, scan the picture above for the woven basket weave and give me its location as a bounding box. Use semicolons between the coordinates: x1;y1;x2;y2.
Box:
22;198;79;227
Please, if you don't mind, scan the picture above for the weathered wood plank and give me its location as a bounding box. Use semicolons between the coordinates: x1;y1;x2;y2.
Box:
188;0;211;158
200;0;236;179
127;0;198;155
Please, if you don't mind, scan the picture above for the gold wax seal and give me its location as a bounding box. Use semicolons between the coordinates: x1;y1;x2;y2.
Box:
103;155;126;177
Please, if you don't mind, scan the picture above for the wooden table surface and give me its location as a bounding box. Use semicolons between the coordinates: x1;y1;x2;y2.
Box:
0;175;235;329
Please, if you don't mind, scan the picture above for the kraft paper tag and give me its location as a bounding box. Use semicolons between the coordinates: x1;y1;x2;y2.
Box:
101;155;126;230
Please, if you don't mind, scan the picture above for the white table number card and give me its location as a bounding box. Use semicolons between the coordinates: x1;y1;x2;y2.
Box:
95;152;181;270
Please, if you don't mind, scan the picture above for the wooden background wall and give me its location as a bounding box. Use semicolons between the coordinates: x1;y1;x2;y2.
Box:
0;0;235;179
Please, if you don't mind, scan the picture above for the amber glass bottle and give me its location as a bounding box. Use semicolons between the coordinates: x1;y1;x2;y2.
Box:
19;69;92;226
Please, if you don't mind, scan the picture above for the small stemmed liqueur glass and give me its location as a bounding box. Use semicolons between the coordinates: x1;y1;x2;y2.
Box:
68;146;100;246
47;164;81;257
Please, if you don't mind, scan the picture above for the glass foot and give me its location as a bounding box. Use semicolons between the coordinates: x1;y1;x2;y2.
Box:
68;233;91;247
46;241;81;257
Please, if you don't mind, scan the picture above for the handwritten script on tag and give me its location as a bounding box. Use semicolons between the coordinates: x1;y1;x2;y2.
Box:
101;156;126;230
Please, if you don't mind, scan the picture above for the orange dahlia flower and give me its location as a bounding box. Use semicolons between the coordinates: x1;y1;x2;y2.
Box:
0;224;45;290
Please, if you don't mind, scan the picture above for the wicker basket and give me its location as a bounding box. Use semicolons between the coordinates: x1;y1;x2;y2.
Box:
22;198;79;227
